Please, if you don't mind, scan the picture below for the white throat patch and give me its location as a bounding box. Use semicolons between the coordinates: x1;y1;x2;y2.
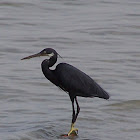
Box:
48;52;54;57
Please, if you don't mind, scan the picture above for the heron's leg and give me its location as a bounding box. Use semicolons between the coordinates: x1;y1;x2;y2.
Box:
71;98;75;124
74;97;80;123
67;96;78;136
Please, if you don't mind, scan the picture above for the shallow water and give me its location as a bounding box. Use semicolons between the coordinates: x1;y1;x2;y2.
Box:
0;0;140;140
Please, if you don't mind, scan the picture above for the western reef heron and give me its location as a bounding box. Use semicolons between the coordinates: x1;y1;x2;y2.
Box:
21;48;110;136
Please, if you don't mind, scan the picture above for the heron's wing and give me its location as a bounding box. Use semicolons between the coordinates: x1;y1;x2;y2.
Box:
55;63;109;99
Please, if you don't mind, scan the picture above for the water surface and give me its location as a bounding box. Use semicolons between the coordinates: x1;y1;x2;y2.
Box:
0;0;140;140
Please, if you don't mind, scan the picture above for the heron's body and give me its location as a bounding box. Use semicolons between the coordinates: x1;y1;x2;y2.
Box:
22;48;110;136
42;62;109;99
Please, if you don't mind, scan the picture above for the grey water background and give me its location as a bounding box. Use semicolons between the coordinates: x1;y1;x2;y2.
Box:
0;0;140;139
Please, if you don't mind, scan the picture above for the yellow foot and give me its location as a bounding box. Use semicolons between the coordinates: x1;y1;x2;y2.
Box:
67;123;78;136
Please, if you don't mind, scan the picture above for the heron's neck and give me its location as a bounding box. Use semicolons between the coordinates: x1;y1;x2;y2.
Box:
41;55;58;85
42;55;57;69
48;55;57;67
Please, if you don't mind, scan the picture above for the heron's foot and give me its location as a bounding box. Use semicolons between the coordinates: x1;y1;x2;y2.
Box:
67;123;78;136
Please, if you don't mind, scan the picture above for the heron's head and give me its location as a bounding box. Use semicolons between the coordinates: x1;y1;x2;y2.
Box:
21;48;58;60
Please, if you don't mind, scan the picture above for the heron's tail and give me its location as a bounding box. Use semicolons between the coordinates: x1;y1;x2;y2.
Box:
93;82;110;100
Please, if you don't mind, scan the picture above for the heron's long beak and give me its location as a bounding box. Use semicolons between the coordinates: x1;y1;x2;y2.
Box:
21;52;47;60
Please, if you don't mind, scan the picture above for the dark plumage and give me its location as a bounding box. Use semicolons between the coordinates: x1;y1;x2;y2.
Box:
21;48;110;136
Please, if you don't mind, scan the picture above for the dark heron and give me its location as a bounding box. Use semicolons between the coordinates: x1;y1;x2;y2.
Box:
21;48;110;136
